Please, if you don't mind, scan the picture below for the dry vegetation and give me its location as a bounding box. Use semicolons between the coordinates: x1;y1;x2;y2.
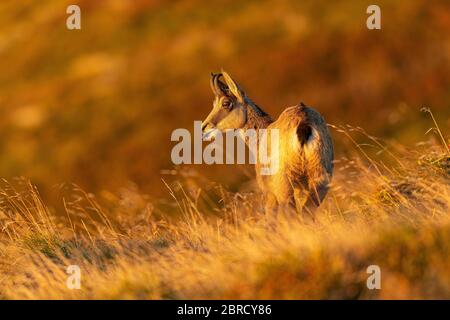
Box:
0;124;448;299
0;1;449;300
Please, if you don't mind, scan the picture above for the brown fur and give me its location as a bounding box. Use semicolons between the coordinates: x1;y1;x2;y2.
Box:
202;72;334;217
257;105;334;216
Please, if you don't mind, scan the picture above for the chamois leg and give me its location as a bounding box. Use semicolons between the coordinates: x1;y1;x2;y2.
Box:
272;194;298;218
307;183;329;207
299;183;330;221
293;188;316;223
264;193;278;215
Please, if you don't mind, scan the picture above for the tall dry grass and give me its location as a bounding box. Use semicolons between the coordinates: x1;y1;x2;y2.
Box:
0;124;449;299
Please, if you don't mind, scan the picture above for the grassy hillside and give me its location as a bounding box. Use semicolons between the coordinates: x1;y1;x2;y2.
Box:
0;127;448;299
0;1;449;300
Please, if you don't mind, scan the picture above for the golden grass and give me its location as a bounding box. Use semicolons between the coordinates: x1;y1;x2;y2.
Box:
0;131;449;299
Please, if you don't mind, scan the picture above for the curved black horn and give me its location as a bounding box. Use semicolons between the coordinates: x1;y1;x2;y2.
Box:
213;73;228;96
210;72;227;96
210;73;220;95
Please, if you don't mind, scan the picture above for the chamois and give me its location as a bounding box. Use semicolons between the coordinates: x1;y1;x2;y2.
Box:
201;71;333;217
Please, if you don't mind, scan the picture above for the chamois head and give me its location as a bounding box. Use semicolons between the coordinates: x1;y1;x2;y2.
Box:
201;71;248;135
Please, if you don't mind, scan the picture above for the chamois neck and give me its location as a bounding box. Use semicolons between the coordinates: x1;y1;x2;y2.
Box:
243;99;273;130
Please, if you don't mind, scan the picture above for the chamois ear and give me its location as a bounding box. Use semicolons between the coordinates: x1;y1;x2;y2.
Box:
297;122;312;147
221;71;244;103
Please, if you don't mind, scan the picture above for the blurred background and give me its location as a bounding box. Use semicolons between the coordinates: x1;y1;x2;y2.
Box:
0;0;448;205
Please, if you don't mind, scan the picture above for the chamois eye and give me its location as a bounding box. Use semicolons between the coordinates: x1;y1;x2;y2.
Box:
222;99;233;110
